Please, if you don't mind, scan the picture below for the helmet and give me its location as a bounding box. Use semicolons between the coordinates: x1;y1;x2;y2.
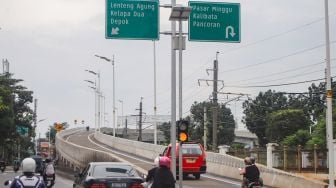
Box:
244;157;252;165
21;158;36;173
154;156;160;167
250;156;255;164
45;158;51;163
159;156;171;168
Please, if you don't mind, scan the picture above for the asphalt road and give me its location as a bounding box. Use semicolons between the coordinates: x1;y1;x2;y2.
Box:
65;130;242;188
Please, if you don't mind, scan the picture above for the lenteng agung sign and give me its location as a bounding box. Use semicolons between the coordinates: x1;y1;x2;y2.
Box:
106;0;159;40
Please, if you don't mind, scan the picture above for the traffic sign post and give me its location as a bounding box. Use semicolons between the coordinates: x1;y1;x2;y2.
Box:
188;1;240;42
106;0;159;40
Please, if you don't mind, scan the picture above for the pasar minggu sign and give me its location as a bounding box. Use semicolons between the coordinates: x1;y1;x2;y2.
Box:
188;1;240;42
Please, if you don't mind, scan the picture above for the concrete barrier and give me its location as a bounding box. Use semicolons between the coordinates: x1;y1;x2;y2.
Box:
55;129;328;188
94;131;327;188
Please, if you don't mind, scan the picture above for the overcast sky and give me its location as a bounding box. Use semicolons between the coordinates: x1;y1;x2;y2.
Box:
0;0;335;137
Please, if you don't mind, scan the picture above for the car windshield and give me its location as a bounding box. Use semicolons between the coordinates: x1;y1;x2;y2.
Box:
181;144;202;155
92;164;138;178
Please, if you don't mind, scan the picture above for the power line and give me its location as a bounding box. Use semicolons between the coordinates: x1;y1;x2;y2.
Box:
219;41;336;74
226;76;336;88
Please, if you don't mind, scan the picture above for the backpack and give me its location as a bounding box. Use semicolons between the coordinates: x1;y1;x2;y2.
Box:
45;164;55;176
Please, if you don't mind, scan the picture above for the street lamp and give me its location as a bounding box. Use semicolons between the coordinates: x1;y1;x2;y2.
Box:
118;100;123;128
169;6;191;187
95;54;116;137
85;70;102;132
84;79;98;131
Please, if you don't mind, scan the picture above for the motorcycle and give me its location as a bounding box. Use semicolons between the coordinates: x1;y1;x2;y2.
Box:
0;165;6;173
4;180;12;187
13;165;19;173
44;175;55;188
248;180;262;188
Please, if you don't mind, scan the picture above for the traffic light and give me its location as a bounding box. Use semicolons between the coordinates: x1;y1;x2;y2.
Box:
177;120;189;142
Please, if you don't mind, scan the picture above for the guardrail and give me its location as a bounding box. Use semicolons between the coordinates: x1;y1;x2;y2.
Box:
55;129;327;188
55;129;147;175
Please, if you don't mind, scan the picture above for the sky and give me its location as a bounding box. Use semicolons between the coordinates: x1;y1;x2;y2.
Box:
0;0;336;138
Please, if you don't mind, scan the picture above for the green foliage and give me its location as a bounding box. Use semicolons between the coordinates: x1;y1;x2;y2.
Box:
242;90;289;146
158;122;171;145
0;73;34;162
282;129;311;147
266;109;310;143
189;101;235;149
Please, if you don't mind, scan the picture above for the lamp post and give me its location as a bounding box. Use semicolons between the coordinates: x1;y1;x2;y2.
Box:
85;79;98;131
95;54;116;137
324;1;334;187
85;70;101;132
169;6;191;187
118;100;123;128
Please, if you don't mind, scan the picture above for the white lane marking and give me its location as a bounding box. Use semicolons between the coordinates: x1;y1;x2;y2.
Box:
87;133;153;166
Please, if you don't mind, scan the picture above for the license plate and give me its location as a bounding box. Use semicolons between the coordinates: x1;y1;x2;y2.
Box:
46;177;53;181
186;159;195;163
111;183;127;188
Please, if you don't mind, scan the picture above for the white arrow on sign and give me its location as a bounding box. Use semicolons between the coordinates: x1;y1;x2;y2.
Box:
225;26;236;38
111;27;120;35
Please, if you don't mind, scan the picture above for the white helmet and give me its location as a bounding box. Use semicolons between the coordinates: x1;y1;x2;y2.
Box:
154;156;160;167
21;158;36;173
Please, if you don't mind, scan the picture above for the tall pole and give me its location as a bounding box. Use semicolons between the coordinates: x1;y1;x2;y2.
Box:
204;106;207;151
113;55;116;137
98;72;101;132
33;99;37;155
153;41;158;145
171;2;177;180
139;97;143;141
212;52;219;151
324;1;334;187
178;19;183;188
119;100;123;128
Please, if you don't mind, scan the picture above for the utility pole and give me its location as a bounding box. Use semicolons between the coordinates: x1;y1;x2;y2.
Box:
33;99;37;155
212;52;219;151
324;0;334;187
197;52;222;152
138;97;143;141
203;106;207;151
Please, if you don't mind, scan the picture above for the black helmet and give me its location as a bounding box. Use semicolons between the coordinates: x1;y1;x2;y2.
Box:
45;159;51;163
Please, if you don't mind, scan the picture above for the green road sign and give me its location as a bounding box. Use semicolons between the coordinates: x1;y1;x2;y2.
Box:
106;0;159;40
188;1;240;42
16;126;28;137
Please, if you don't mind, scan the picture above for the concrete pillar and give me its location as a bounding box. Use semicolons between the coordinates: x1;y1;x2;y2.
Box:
218;145;230;155
267;143;278;168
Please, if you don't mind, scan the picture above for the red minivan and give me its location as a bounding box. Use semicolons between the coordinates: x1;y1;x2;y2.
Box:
161;142;206;179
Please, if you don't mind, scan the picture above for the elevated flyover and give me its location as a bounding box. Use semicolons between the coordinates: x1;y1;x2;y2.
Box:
56;128;327;188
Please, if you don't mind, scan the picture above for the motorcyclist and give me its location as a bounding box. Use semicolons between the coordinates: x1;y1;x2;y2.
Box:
8;157;45;188
0;158;6;172
143;156;160;187
43;158;55;187
250;157;263;186
151;156;175;188
239;157;260;188
13;159;20;172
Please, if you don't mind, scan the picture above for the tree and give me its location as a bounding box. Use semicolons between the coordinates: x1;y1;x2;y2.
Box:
242;90;289;146
266;109;310;143
190;101;235;149
282;129;311;148
0;73;33;161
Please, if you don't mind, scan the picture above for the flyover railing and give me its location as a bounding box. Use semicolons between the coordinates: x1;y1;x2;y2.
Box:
94;131;327;188
55;129;327;188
